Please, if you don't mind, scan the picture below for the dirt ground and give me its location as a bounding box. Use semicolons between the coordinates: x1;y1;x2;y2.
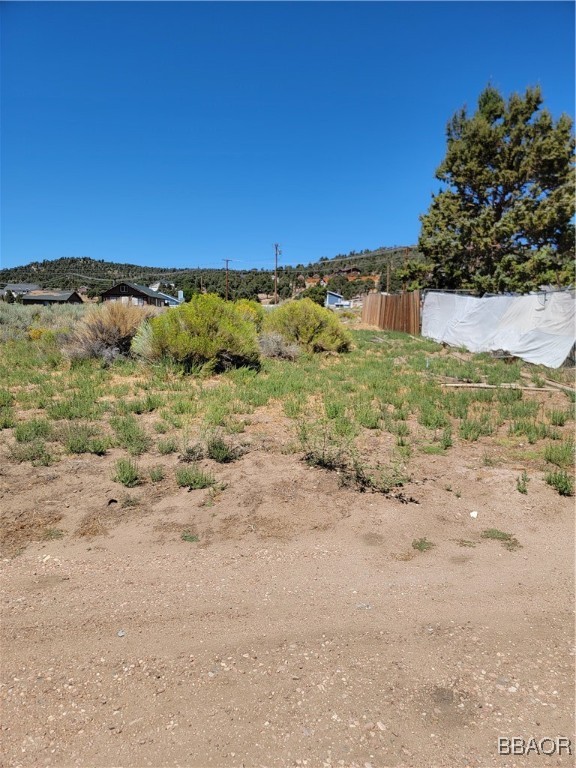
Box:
1;404;575;768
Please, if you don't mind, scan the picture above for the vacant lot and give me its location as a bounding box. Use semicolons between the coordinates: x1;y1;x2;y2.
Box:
1;323;574;767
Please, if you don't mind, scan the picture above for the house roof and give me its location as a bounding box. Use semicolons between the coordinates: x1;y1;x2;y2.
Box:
103;281;166;300
155;291;182;304
2;283;41;293
22;290;82;302
326;291;344;298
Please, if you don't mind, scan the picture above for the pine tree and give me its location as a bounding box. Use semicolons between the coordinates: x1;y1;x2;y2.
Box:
419;85;575;293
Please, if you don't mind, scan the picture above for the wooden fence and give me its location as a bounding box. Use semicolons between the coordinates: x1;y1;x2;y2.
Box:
361;291;421;334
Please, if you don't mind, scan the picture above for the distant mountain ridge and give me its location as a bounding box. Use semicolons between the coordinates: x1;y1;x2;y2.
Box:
0;247;421;302
0;257;191;291
0;246;419;291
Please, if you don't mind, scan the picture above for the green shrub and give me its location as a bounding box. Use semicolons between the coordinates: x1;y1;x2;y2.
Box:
158;437;178;455
175;465;215;489
206;433;239;463
149;294;260;372
149;465;165;482
264;299;352;353
543;439;574;468
234;299;265;332
545;470;574;496
113;458;141;487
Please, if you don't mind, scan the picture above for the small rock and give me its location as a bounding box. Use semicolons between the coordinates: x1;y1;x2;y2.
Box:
117;630;126;638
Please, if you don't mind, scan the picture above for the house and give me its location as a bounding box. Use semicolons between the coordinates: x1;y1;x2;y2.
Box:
100;282;169;307
22;290;84;306
1;283;41;297
337;267;362;277
325;291;351;309
155;290;184;307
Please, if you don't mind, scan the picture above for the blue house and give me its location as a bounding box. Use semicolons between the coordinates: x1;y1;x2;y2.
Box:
325;291;350;309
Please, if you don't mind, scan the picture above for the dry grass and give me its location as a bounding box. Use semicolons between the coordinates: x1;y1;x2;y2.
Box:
64;302;157;362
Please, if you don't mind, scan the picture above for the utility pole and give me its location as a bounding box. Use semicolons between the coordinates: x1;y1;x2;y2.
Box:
274;244;281;304
223;259;230;301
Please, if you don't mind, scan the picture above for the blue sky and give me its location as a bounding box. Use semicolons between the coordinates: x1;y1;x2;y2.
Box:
1;1;574;271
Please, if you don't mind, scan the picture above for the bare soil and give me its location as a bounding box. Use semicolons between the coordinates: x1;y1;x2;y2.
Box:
1;407;574;767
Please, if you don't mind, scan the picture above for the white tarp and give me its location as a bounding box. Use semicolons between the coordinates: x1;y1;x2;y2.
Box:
421;290;575;368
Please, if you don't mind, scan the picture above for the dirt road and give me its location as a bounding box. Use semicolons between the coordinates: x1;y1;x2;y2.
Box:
1;445;574;768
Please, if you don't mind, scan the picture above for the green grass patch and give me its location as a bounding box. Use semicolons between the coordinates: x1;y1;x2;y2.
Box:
14;418;52;443
110;414;151;456
149;465;165;482
175;465;216;490
543;439;574;468
10;440;54;466
545;470;574;497
481;528;521;551
113;458;141;487
412;537;435;552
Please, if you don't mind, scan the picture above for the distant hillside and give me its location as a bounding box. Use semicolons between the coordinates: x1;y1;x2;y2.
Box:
0;246;422;300
0;257;190;291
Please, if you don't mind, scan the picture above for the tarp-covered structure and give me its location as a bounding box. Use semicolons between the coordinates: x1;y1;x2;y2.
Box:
421;290;575;368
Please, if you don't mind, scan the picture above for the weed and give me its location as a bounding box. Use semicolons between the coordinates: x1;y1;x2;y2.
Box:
149;465;165;482
412;537;435;552
121;494;140;508
10;440;53;466
548;409;569;426
516;470;529;494
87;438;109;455
297;419;350;471
259;332;300;361
175;465;216;490
283;397;303;419
158;437;178;455
171;397;197;415
14;418;52;443
440;426;453;450
459;419;493;441
418;404;449;430
64;301;153;361
179;443;205;462
110;415;151;456
113;458;141;487
0;407;15;429
0;388;14;407
43;528;65;540
421;444;444;455
154;421;169;434
206;434;239;463
394;422;410;438
324;398;346;420
545;470;574;496
456;539;476;548
181;531;199;543
58;423;100;454
543;440;574;468
481;528;522;551
126;393;164;414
